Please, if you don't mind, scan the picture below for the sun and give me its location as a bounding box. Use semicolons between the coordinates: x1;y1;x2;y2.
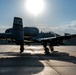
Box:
25;0;45;16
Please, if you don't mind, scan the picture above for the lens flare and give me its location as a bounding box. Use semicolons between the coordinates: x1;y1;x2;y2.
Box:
25;0;45;16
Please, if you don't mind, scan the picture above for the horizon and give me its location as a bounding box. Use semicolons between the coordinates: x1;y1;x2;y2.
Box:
0;0;76;35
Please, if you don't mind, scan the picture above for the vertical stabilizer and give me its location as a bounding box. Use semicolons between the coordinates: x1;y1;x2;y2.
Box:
12;17;24;44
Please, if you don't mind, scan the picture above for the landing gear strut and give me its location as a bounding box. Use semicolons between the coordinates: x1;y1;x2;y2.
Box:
43;42;50;54
49;46;54;52
20;43;24;53
49;43;54;52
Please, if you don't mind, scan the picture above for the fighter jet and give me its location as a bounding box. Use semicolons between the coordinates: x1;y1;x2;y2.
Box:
0;17;76;54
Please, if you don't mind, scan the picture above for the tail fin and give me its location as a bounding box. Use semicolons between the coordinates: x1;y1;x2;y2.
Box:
12;17;24;44
13;17;23;31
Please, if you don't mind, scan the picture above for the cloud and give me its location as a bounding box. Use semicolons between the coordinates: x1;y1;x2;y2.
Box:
53;21;76;35
0;25;11;33
0;20;76;35
36;21;76;35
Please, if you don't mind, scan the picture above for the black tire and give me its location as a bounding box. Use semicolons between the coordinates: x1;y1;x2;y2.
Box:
20;45;24;53
45;48;50;54
51;47;54;52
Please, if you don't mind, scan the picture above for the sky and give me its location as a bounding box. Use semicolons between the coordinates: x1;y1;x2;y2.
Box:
0;0;76;35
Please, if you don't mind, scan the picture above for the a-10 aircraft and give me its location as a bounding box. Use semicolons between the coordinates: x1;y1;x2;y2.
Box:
0;17;76;54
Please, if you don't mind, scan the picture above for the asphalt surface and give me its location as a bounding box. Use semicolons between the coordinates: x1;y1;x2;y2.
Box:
0;45;76;75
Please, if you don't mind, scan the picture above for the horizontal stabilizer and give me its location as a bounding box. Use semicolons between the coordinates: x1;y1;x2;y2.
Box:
0;33;12;39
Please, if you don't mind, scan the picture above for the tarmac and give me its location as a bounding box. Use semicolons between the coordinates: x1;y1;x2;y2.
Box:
0;45;76;75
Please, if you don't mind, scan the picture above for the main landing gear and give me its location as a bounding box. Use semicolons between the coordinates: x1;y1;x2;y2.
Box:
49;46;54;52
43;42;54;54
20;44;24;54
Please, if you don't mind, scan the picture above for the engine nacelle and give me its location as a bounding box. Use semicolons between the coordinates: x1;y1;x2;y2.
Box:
12;17;24;45
24;27;39;37
5;28;13;33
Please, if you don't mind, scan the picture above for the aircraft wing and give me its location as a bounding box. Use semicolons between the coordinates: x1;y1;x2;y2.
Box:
54;34;76;41
33;37;56;42
32;34;76;44
0;33;12;39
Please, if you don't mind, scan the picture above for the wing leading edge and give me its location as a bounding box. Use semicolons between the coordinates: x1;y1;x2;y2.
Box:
33;34;76;43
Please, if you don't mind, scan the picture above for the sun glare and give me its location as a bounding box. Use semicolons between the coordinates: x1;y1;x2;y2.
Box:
25;0;45;16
